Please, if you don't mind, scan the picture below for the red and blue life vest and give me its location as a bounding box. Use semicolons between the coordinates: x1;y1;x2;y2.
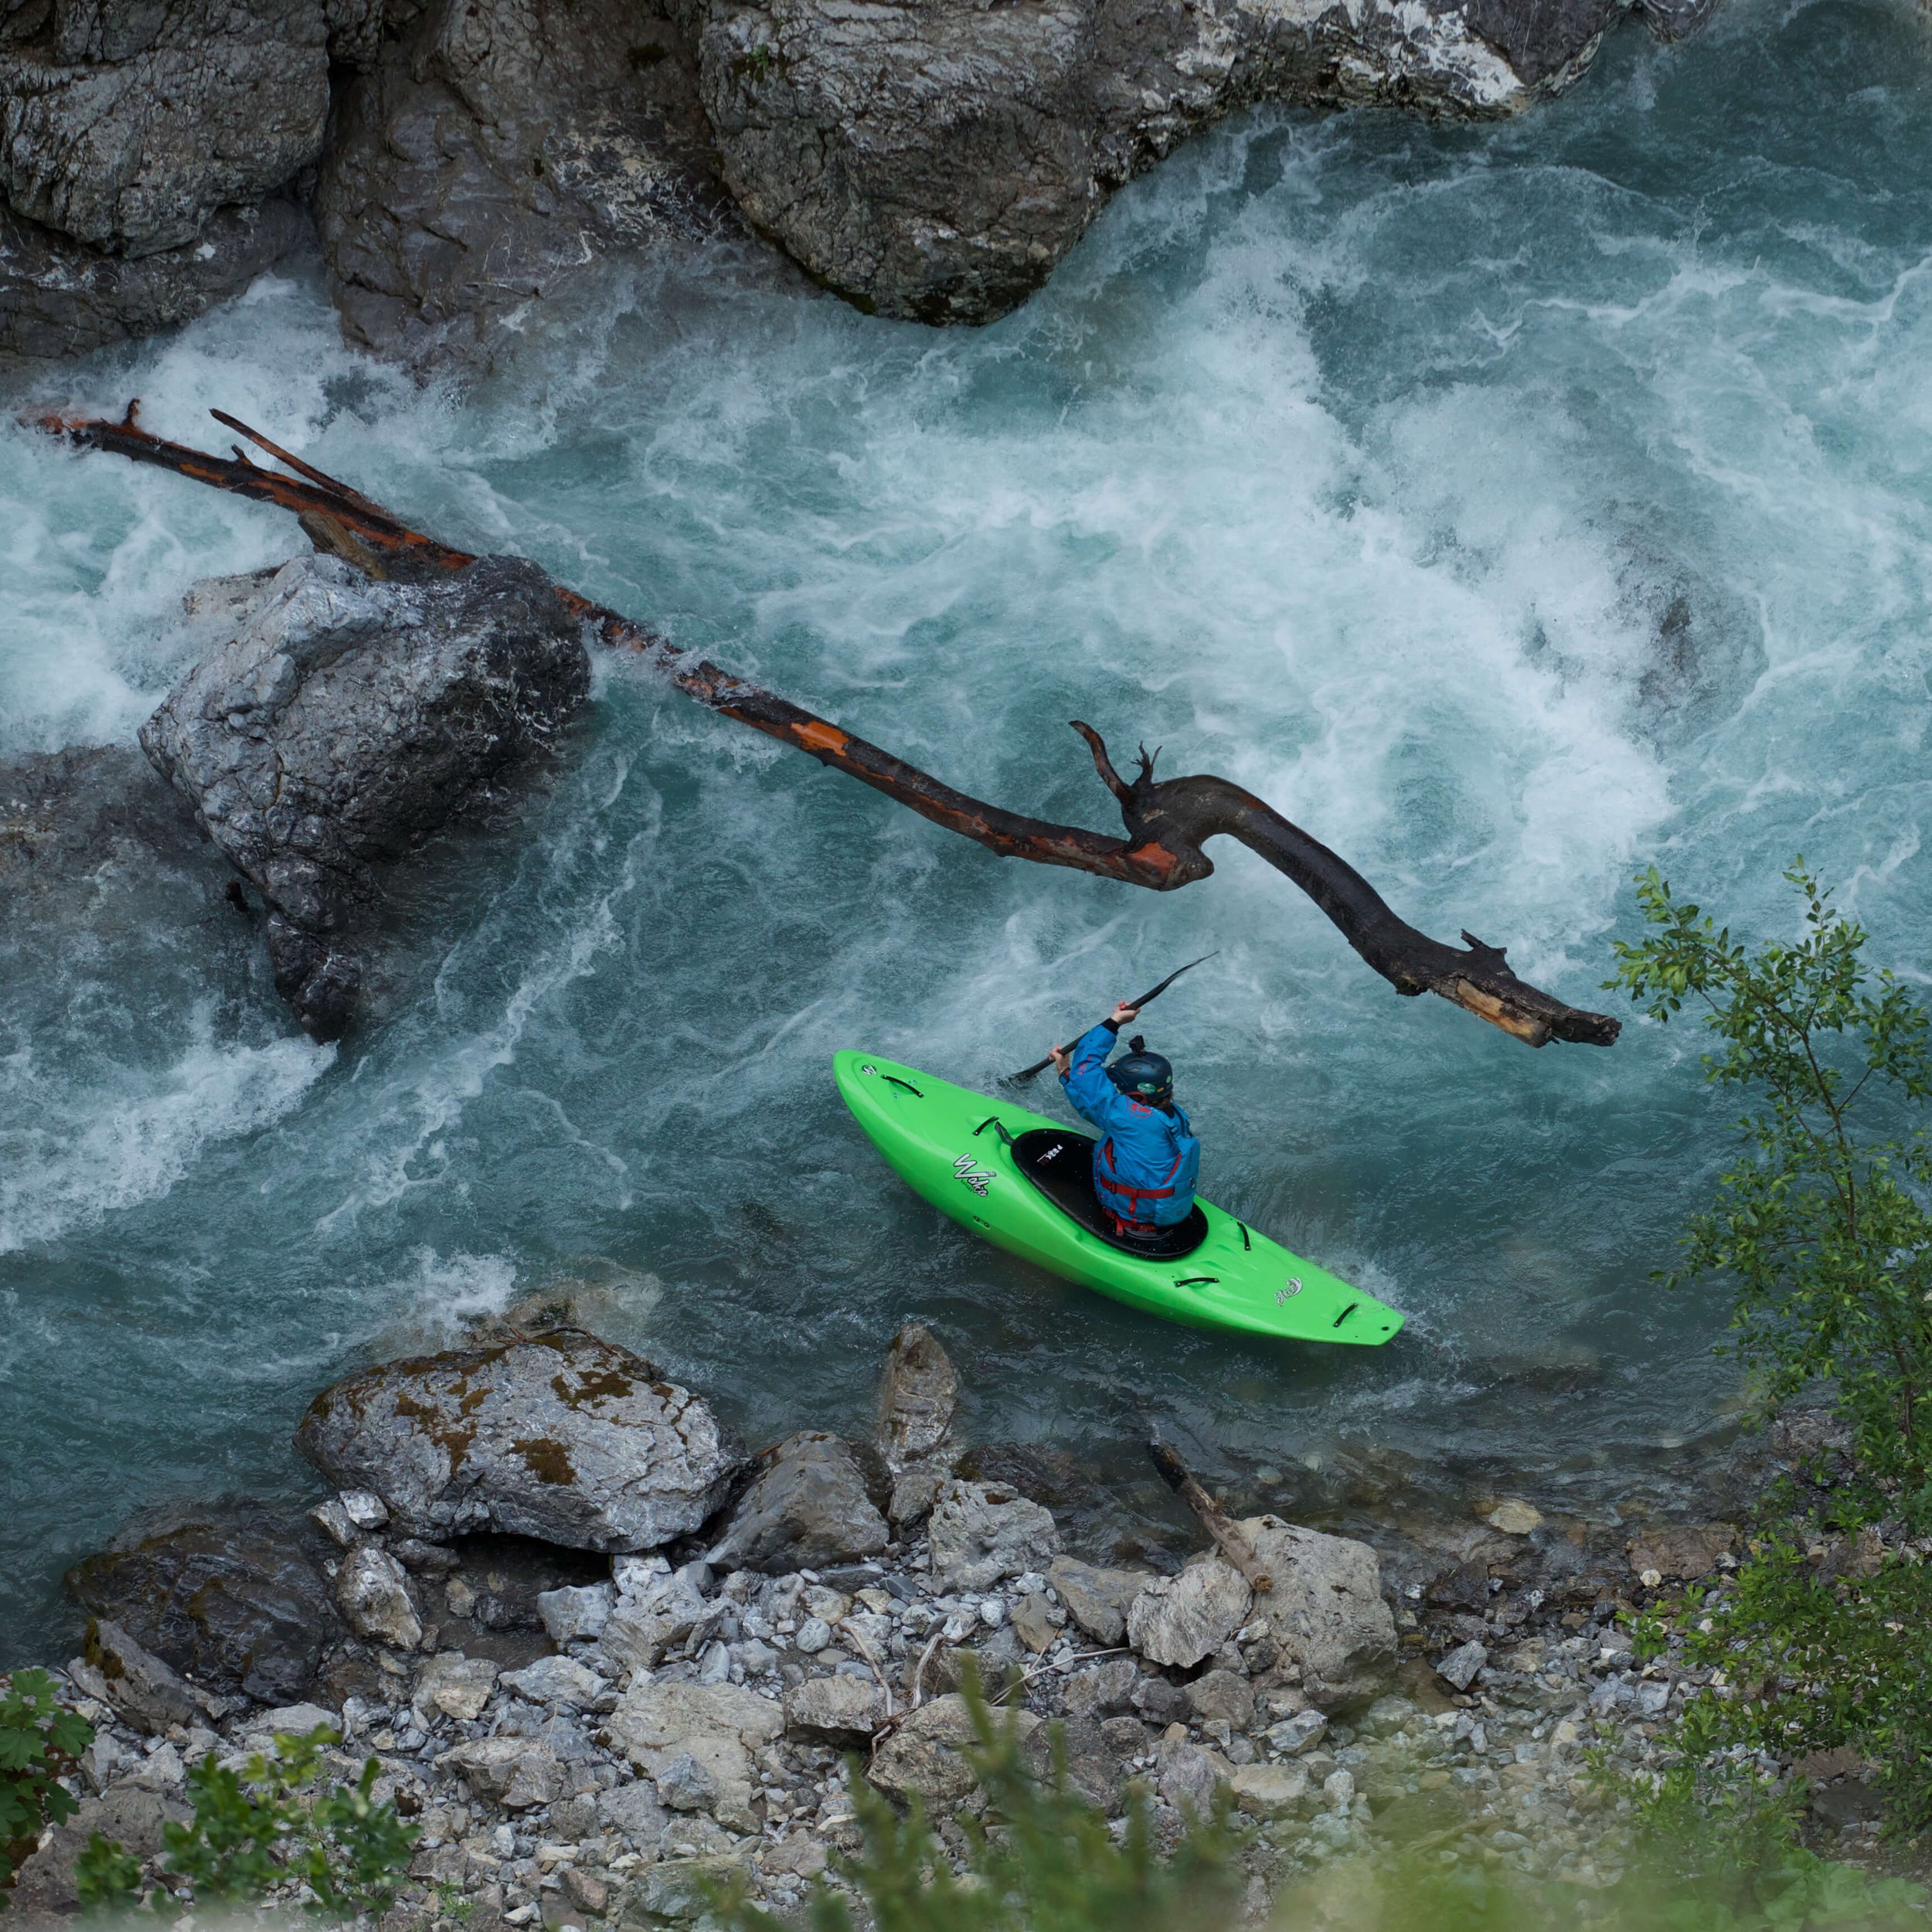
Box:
1060;1022;1200;1233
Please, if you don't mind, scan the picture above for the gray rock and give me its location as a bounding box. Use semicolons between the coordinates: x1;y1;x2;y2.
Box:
875;1322;956;1471
294;1328;742;1552
681;0;1668;328
597;1779;672;1853
142;552;590;1040
437;1736;561;1808
782;1673;883;1743
868;1692;1039;1808
598;1561;713;1672
315;0;727;370
0;0;340;256
412;1654;500;1723
624;1856;743;1926
1265;1709;1327;1754
604;1680;784;1833
1126;1555;1251;1670
332;1544;423;1650
1184;1669;1254;1730
886;1460;951;1529
927;1480;1060;1593
66;1498;341;1703
83;1620;216;1733
0;197;309;360
1155;1734;1226;1817
1230;1760;1305;1818
500;1654;610;1709
704;1431;888;1574
1047;1555;1150;1646
1238;1516;1397;1702
1062;1657;1139;1719
655;1750;720;1812
539;1581;616;1643
7;1783;185;1918
1436;1640;1488;1692
1022;1713;1125;1813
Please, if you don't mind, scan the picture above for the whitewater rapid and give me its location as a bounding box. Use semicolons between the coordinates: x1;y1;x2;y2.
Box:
3;0;1930;1659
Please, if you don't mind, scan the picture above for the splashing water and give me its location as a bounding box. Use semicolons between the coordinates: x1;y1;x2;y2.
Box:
3;0;1931;1658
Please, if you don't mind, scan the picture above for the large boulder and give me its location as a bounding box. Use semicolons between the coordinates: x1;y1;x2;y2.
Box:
0;0;357;257
1240;1515;1396;1703
315;0;728;369
141;552;590;1039
704;1431;888;1573
680;0;1691;327
295;1329;743;1552
65;1498;342;1703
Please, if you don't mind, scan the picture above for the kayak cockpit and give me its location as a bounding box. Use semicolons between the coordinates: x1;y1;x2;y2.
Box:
1006;1127;1209;1260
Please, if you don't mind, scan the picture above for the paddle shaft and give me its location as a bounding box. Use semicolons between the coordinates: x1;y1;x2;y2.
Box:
1005;951;1219;1086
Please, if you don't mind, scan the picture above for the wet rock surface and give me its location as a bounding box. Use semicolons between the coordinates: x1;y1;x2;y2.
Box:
64;1498;342;1703
703;1430;889;1573
0;197;310;359
294;1328;743;1550
314;0;731;369
141;552;590;1041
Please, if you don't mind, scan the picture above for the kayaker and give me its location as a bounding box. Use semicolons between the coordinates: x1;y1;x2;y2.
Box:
1048;1002;1200;1239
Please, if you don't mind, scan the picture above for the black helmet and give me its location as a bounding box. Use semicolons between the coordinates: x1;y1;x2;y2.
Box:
1107;1035;1174;1104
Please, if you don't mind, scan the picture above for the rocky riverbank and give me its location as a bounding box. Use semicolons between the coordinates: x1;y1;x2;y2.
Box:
1;0;1726;372
9;1296;1849;1929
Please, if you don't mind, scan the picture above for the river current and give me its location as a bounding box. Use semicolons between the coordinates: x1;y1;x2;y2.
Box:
4;0;1930;1662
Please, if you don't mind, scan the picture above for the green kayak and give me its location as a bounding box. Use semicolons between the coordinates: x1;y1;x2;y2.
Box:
834;1050;1403;1346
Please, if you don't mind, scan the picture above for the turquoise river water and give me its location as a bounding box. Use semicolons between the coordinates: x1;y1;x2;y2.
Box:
3;0;1931;1662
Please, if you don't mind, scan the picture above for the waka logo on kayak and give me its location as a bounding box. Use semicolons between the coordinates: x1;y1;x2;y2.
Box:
953;1155;995;1197
1276;1277;1303;1304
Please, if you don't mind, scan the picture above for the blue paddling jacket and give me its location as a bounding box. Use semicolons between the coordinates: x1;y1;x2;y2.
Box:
1060;1021;1200;1230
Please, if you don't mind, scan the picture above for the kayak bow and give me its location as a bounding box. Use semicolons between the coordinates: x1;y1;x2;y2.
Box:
835;1051;1403;1345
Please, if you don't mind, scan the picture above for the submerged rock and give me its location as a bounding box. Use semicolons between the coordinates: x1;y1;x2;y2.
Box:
66;1498;342;1703
141;552;590;1040
875;1323;957;1471
294;1328;743;1551
704;1430;888;1573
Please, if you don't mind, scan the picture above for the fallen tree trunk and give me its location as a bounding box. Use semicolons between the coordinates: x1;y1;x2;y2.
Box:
34;403;1621;1049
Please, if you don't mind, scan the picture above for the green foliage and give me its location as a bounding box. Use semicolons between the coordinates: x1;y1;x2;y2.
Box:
75;1726;417;1920
0;1670;93;1908
1609;862;1932;1520
717;1671;1245;1932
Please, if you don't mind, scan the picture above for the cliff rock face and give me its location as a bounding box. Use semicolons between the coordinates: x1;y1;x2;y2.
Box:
141;551;590;1040
315;0;728;368
0;0;369;355
676;0;1640;325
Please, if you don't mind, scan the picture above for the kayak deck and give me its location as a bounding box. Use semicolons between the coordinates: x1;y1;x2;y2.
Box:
835;1051;1402;1345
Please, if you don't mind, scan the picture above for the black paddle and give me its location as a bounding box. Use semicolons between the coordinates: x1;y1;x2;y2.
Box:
1002;951;1219;1088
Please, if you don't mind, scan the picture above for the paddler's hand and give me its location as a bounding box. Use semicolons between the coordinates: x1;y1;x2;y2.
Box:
1049;1043;1072;1078
1109;1002;1141;1027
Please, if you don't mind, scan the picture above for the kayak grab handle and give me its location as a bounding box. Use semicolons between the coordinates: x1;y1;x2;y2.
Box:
1236;1223;1252;1251
972;1116;1014;1145
883;1075;924;1097
1174;1277;1219;1289
1332;1301;1359;1328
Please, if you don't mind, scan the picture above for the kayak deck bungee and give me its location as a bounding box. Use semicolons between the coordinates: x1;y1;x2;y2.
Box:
834;1051;1402;1345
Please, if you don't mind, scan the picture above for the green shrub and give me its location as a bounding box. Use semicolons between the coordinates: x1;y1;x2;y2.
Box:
76;1726;417;1919
0;1670;93;1910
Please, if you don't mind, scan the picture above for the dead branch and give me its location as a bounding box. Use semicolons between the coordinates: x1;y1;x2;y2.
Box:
32;403;1621;1049
1148;1438;1274;1594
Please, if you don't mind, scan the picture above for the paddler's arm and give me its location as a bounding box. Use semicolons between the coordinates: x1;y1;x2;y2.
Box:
1053;1003;1140;1124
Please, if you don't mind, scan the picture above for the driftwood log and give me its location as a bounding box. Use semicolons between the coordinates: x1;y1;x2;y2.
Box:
34;403;1621;1050
1148;1438;1274;1594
